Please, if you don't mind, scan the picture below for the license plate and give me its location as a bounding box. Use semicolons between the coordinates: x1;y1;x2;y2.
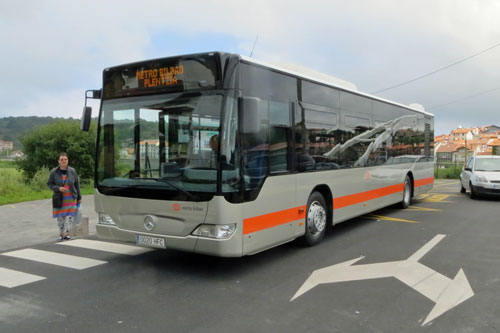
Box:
494;185;500;189
136;235;166;248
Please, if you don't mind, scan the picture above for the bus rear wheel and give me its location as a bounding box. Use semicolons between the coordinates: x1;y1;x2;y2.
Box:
400;175;412;209
302;192;327;246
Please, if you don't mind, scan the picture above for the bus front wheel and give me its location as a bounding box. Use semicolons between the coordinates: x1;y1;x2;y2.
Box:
302;192;327;246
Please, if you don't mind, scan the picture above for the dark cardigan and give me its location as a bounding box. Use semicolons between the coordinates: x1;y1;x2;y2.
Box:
47;166;82;201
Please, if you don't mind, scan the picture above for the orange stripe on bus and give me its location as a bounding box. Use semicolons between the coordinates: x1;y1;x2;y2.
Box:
415;177;434;187
242;177;433;235
243;206;306;235
333;183;404;209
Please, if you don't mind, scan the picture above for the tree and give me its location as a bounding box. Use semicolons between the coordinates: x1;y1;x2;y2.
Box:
17;120;97;180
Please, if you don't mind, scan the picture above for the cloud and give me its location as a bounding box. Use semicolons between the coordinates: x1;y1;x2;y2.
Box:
7;89;89;119
1;0;500;135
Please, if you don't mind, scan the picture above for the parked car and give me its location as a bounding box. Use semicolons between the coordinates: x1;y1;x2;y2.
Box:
459;155;500;199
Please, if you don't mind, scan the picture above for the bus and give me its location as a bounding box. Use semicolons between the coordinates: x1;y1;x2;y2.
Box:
81;51;434;257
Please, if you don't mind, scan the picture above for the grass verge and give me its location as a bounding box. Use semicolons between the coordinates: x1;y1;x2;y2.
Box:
0;167;93;206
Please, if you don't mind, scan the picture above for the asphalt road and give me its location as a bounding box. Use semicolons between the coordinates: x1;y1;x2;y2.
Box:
0;180;499;332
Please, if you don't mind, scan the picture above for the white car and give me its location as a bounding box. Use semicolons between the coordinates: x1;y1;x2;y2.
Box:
459;155;500;199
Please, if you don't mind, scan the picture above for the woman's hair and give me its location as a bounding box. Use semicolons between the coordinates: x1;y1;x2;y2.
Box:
58;152;68;160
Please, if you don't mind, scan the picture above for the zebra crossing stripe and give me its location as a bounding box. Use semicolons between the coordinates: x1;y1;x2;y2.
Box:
0;267;45;288
1;249;107;270
56;239;153;255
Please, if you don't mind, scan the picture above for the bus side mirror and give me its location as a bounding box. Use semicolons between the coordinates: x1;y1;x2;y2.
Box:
81;89;101;131
81;106;92;131
239;97;260;134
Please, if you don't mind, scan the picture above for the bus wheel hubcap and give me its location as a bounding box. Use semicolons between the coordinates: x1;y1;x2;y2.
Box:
404;180;411;204
308;202;326;235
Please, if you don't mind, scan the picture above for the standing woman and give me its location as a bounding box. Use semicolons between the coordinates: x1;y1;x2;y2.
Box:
47;153;82;241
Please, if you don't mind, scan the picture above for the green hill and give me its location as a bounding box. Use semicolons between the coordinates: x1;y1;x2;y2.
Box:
0;116;81;150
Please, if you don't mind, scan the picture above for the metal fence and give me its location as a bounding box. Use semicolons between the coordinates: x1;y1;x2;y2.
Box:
434;161;463;179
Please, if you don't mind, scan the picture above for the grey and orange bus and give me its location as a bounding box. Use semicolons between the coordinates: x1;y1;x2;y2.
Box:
81;51;434;256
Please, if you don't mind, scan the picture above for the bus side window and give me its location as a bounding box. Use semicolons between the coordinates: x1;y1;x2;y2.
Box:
269;101;291;173
297;107;337;172
243;100;269;189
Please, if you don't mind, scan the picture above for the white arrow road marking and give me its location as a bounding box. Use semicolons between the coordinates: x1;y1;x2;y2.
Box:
291;234;474;326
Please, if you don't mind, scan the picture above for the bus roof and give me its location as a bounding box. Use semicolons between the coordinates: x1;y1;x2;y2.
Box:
101;51;433;117
240;55;434;117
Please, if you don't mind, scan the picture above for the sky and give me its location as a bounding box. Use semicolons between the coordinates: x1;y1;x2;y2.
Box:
1;0;500;136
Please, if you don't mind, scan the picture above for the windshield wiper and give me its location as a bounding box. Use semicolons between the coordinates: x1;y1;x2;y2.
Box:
153;178;200;201
102;179;201;200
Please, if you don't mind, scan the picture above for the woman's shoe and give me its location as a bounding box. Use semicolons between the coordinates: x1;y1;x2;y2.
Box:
63;236;72;241
57;236;64;242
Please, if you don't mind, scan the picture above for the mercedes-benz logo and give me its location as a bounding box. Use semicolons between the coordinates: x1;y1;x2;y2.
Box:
144;215;157;231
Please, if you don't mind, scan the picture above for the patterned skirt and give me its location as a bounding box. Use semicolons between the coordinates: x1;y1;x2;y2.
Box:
52;191;77;218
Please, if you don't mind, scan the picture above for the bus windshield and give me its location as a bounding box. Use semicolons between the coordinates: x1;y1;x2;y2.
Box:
96;90;240;200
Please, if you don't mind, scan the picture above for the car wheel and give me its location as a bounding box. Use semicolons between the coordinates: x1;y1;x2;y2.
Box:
459;179;466;193
400;175;412;209
301;192;327;246
469;182;477;199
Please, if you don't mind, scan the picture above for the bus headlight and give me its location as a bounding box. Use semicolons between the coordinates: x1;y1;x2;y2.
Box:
192;224;236;239
98;213;116;225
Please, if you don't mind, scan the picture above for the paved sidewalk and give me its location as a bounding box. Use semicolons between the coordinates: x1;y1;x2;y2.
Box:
0;195;97;252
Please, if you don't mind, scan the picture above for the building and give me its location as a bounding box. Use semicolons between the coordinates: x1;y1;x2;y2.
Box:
454;144;473;163
0;140;13;151
450;128;470;141
435;142;457;163
480;125;500;134
468;137;490;155
489;138;500;155
434;134;450;144
435;141;473;163
436;125;500;162
140;139;160;158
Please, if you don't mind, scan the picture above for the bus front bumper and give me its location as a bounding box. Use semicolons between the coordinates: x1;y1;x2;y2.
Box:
96;224;243;257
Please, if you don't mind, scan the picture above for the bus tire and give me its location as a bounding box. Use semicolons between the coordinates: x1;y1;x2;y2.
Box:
400;175;412;209
302;192;327;246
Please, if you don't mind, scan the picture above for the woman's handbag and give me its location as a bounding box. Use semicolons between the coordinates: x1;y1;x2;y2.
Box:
52;191;63;208
74;205;82;225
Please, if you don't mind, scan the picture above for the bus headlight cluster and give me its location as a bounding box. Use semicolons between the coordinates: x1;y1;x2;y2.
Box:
98;213;116;225
192;224;236;239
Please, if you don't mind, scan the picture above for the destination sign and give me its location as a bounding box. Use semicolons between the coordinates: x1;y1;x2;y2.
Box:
136;66;184;88
102;53;220;99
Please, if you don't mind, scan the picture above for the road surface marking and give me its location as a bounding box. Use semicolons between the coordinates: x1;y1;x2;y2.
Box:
416;193;454;202
364;214;418;223
0;267;45;288
291;234;474;326
407;206;441;212
57;239;153;255
432;182;459;188
1;249;107;270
